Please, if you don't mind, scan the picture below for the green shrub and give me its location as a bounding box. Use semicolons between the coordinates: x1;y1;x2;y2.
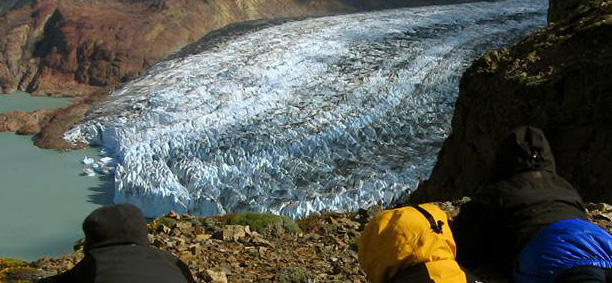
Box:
229;212;301;234
149;217;178;232
1;258;37;283
274;267;312;283
0;258;28;268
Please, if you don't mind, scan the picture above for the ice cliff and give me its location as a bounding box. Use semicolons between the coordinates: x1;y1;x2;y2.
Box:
65;0;547;218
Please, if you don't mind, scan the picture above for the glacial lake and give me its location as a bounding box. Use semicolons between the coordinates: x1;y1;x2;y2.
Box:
0;92;112;261
0;92;72;113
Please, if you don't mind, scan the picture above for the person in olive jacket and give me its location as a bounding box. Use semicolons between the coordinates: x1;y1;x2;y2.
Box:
39;204;196;283
453;126;612;282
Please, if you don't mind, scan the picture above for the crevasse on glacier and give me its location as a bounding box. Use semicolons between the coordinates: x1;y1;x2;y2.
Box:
65;0;548;219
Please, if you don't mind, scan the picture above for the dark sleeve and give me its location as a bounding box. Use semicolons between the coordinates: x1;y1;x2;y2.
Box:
37;271;77;283
452;197;490;268
175;259;197;283
464;268;480;283
554;175;588;218
36;256;95;283
452;184;508;270
454;187;516;277
37;275;60;283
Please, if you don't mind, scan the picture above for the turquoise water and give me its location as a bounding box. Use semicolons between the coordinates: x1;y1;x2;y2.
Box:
0;93;112;261
0;92;72;113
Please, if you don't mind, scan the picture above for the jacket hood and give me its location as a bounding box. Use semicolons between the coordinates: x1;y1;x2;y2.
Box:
489;126;556;183
358;204;457;283
82;204;149;252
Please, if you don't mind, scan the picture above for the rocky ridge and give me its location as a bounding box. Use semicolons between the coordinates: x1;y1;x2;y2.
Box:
3;201;612;283
411;0;612;203
1;209;373;283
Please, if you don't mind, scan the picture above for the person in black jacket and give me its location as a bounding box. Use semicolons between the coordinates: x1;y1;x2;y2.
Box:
452;126;592;279
39;204;196;283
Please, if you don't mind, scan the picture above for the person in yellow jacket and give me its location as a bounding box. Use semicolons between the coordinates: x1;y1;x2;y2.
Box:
358;203;476;283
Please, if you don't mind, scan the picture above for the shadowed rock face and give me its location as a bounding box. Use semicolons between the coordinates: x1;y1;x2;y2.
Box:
548;0;609;23
412;0;612;203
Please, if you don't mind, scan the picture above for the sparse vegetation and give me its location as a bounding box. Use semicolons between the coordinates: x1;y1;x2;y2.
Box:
150;216;178;232
229;212;301;234
0;258;37;283
275;267;313;283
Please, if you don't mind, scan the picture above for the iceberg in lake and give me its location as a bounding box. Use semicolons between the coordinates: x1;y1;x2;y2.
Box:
65;0;547;219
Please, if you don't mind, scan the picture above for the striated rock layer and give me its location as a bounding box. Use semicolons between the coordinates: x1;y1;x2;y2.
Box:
412;0;612;203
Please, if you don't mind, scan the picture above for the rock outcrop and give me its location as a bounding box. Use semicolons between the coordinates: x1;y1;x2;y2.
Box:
0;110;49;135
548;0;610;23
412;0;612;203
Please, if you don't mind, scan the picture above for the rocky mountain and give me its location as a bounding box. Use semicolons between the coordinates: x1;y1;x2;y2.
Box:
0;0;480;149
411;0;612;203
0;0;477;97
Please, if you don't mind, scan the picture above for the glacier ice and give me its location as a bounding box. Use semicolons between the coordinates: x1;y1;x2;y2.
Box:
65;0;548;219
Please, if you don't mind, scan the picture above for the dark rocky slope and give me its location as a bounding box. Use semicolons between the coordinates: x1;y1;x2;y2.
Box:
412;0;612;203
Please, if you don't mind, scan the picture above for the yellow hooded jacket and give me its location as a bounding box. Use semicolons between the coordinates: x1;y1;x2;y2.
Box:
358;204;471;283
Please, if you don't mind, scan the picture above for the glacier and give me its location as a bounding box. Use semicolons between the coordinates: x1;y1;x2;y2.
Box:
65;0;548;219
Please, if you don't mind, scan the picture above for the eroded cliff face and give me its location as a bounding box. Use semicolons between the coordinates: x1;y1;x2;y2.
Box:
412;0;612;203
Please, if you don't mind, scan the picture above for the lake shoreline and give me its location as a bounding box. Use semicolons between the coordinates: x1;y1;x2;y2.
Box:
0;93;113;261
0;89;110;151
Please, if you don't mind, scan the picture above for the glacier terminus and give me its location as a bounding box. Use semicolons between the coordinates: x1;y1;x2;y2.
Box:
65;0;548;219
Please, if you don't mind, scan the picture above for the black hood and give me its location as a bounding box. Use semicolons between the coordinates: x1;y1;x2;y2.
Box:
488;126;556;183
83;204;149;252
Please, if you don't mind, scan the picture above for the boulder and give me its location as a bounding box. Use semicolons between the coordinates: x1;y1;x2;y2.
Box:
204;269;228;283
221;225;250;241
0;110;49;134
